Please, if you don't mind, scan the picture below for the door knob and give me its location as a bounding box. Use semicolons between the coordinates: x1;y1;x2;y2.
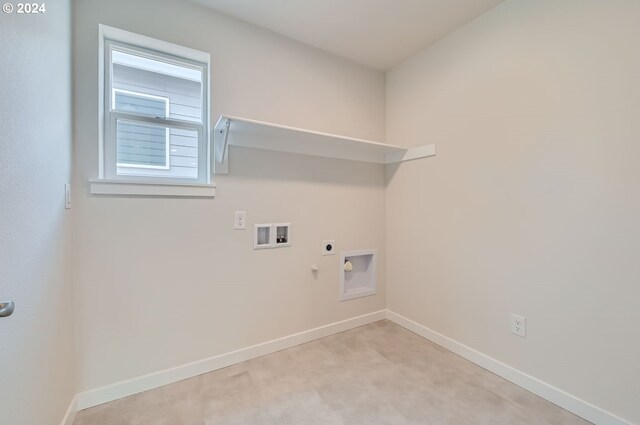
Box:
0;301;15;317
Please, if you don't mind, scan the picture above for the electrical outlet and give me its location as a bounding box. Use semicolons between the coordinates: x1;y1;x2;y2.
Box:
510;314;526;338
234;211;246;230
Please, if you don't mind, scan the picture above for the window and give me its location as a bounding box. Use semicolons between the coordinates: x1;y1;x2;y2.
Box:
113;90;170;171
95;26;213;196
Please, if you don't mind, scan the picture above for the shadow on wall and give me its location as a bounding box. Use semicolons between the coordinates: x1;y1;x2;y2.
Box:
223;146;386;187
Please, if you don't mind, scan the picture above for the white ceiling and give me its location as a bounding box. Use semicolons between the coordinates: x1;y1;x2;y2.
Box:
190;0;506;70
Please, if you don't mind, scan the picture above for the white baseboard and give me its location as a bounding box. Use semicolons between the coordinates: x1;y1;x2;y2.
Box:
386;310;635;425
59;395;78;425
76;310;386;411
71;308;634;425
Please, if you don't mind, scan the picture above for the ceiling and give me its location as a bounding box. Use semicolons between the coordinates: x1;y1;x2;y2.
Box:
190;0;506;70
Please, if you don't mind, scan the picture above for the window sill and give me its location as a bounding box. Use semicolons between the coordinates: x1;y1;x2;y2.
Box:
89;179;216;198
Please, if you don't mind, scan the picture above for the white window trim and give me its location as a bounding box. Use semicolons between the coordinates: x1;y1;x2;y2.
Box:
97;24;214;197
89;179;216;197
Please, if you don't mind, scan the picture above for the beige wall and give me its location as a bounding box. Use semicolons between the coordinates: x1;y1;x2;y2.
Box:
69;0;640;421
73;0;386;392
386;0;640;423
0;1;75;424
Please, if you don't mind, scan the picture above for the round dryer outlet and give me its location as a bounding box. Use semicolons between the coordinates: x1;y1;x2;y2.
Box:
322;240;336;256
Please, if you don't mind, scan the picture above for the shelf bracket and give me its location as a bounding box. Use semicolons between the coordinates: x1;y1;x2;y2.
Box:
214;117;231;174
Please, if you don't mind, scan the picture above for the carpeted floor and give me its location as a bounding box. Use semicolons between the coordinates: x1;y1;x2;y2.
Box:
73;320;592;425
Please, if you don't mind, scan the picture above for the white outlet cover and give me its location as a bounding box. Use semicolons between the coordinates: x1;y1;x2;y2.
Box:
510;314;526;338
64;183;71;209
322;240;336;255
234;211;246;230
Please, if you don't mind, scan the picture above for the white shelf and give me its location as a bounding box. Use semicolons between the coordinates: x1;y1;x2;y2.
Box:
213;115;435;173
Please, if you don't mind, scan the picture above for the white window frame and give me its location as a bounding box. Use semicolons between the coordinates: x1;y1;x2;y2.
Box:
93;25;214;197
113;89;171;170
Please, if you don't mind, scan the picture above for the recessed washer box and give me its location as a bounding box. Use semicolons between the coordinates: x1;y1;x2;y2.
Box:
274;223;291;247
339;249;377;301
254;223;290;249
254;224;272;249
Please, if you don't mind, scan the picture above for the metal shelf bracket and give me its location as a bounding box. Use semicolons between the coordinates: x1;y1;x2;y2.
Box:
214;117;231;174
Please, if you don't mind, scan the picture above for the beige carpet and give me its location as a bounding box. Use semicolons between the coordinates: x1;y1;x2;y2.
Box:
73;320;592;425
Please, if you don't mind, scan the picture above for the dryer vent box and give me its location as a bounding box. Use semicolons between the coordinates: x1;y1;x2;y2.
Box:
340;249;377;301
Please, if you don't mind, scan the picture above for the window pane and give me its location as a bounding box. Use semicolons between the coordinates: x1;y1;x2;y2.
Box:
114;90;167;118
116;119;198;179
117;120;168;169
111;48;203;123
